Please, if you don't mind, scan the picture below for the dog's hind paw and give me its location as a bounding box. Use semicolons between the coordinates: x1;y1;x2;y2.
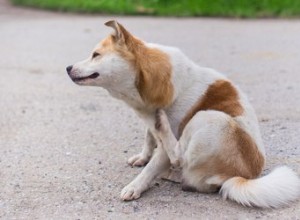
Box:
127;153;150;167
155;109;167;130
155;109;170;133
121;183;142;201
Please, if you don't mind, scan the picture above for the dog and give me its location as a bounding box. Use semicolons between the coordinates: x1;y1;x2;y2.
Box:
66;20;300;208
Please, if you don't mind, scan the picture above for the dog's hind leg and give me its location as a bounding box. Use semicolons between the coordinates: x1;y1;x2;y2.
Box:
154;109;183;168
128;129;156;167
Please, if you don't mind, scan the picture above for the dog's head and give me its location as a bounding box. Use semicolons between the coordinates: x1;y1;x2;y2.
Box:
66;20;174;108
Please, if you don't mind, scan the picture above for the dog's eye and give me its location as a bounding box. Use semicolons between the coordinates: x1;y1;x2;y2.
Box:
92;52;100;59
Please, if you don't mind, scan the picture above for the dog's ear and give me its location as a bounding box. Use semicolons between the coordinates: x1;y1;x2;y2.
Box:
105;20;132;45
105;20;123;40
105;20;140;53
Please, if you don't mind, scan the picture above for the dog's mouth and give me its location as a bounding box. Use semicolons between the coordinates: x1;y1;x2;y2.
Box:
72;72;100;82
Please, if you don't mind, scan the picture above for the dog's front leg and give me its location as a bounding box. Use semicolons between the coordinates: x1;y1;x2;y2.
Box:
121;146;170;201
128;129;156;167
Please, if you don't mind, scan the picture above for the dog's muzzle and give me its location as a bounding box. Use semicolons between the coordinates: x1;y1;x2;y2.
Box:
71;72;100;82
66;65;100;82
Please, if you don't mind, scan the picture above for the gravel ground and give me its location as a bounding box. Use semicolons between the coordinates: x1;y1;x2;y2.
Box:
0;0;300;219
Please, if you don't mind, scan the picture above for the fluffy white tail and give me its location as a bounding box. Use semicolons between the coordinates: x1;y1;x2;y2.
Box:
220;166;300;208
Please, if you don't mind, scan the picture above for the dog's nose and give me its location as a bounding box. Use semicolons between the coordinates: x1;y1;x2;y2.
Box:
66;65;73;74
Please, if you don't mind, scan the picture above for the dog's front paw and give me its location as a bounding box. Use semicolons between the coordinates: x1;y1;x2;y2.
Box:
127;153;150;167
121;183;142;201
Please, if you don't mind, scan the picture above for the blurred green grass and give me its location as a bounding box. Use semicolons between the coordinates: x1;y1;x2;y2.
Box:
11;0;300;17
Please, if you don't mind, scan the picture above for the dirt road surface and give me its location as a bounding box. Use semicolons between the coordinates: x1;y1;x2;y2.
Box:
0;0;299;219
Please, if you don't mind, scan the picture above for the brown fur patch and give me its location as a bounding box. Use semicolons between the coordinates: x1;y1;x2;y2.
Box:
178;80;244;136
134;47;173;107
233;123;265;178
234;177;248;186
99;23;174;107
194;121;264;180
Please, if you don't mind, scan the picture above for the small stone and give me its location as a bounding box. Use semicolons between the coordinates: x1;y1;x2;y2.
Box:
107;206;115;213
260;118;269;122
133;205;139;212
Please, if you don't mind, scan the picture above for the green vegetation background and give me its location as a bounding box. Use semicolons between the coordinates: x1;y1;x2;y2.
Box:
11;0;300;17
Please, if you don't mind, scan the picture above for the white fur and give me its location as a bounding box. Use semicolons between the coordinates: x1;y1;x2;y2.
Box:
155;109;300;207
68;23;300;207
72;52;145;108
220;166;300;208
147;43;227;138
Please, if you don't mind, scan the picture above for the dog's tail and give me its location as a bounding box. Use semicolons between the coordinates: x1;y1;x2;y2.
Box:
220;166;300;208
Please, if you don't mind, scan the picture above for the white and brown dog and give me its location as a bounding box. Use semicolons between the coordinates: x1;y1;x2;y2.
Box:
66;20;300;208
